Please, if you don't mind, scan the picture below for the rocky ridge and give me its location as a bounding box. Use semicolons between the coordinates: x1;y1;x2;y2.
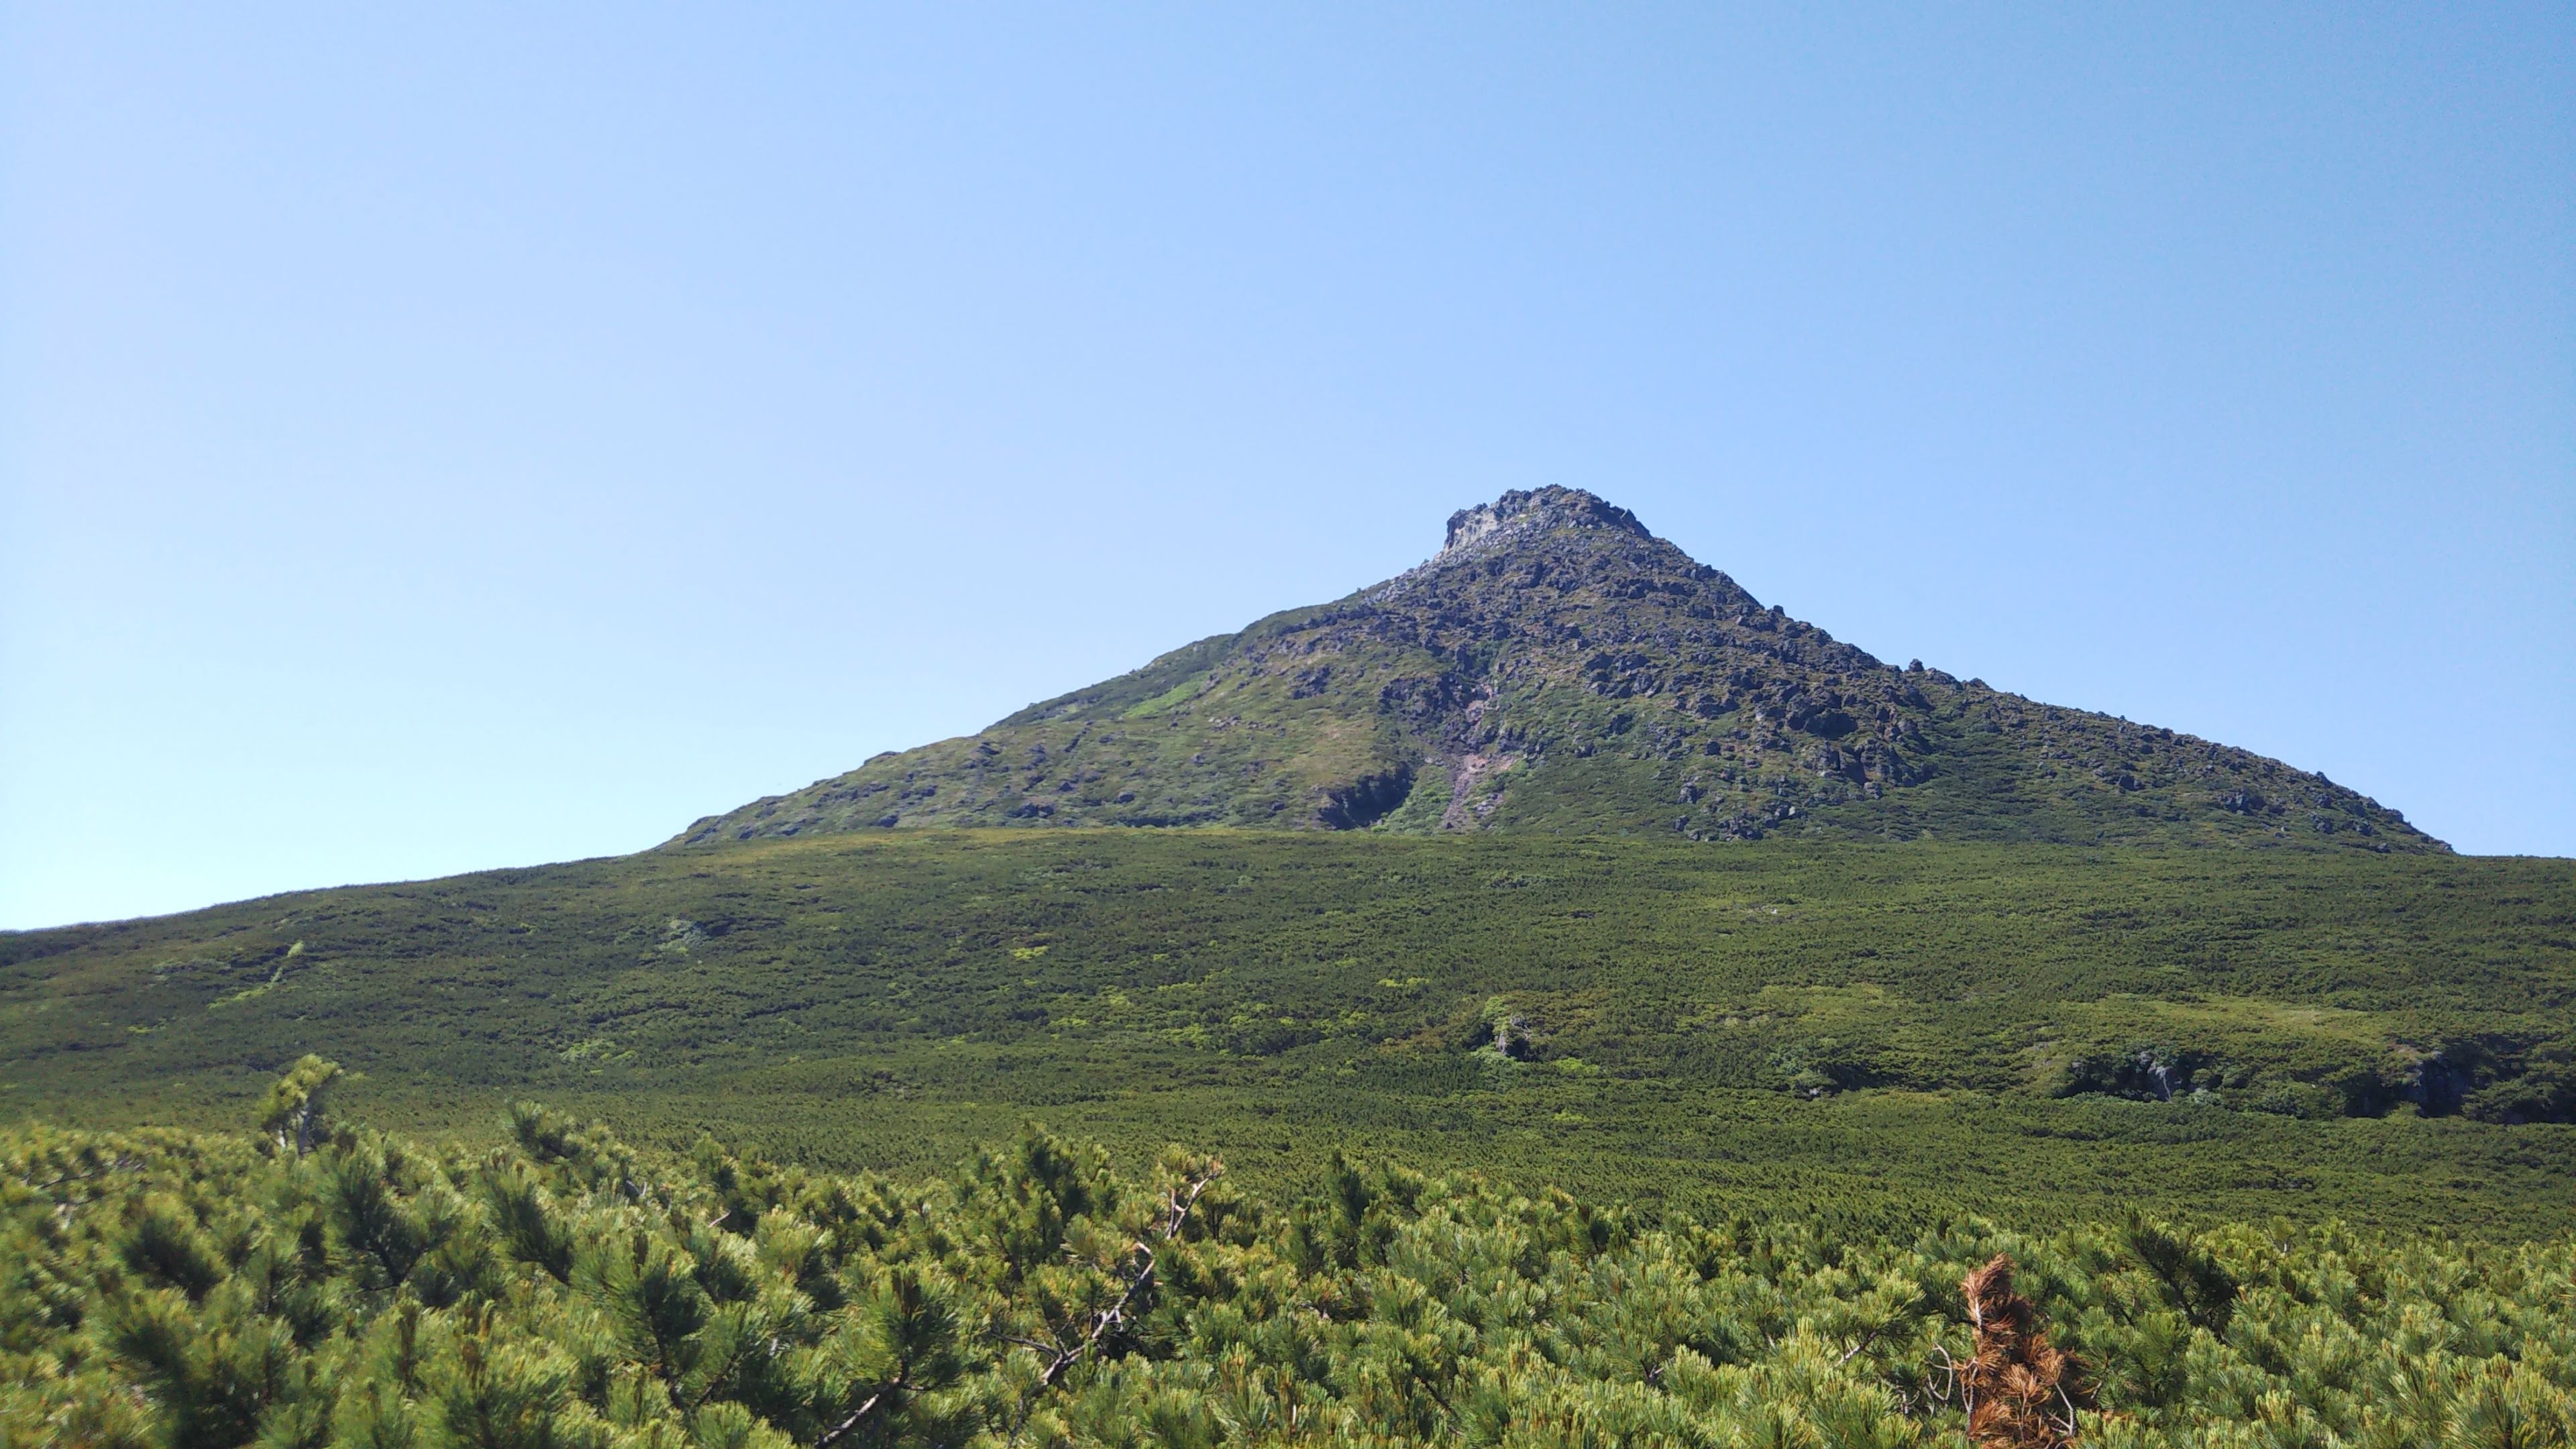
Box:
677;488;2440;853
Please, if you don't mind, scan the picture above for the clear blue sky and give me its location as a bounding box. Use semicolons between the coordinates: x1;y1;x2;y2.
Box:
4;5;2570;928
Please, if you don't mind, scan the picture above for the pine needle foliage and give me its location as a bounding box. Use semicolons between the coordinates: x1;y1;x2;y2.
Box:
3;1069;2574;1447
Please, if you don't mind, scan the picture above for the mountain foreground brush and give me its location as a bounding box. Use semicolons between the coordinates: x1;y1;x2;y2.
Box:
7;1079;2575;1448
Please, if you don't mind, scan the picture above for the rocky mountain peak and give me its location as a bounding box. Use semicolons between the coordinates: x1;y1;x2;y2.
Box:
1437;487;1652;561
677;486;2442;855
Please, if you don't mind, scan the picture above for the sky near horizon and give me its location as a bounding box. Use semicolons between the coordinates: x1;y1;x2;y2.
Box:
3;5;2571;929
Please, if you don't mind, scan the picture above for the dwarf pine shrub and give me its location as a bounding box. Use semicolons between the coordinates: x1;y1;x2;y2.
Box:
1;1065;2571;1447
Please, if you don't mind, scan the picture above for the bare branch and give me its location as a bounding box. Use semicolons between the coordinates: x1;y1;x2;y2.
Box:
1009;1164;1223;1399
812;1387;887;1449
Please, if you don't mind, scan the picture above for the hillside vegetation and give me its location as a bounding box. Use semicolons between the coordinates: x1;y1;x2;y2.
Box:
6;1085;2573;1449
682;489;2436;853
6;833;2569;1233
6;470;2567;1443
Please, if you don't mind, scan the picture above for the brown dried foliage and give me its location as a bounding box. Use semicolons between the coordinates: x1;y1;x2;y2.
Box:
1960;1253;2090;1449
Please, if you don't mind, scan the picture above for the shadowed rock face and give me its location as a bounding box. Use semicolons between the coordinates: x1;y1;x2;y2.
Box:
676;487;2441;853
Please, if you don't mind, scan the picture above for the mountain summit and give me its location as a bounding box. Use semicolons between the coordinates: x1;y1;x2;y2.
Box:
680;487;2438;852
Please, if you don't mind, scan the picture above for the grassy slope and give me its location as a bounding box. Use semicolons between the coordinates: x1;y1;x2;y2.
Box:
3;833;2569;1233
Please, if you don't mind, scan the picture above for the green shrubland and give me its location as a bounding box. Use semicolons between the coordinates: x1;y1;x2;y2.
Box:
5;1069;2573;1448
5;834;2571;1232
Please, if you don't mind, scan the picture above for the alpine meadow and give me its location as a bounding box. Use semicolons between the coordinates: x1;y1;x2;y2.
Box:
6;491;2573;1446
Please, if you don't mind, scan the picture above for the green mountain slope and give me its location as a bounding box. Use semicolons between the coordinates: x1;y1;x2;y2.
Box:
7;492;2547;1243
680;488;2438;853
7;833;2568;1229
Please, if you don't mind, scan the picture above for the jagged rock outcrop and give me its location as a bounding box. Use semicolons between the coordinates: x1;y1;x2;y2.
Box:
675;487;2440;853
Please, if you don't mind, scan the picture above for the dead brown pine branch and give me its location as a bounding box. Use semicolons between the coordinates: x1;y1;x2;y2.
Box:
1959;1253;2090;1449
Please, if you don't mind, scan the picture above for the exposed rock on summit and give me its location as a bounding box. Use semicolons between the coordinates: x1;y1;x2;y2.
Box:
1433;488;1648;561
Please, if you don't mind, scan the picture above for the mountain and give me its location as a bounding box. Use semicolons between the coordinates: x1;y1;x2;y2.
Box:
680;487;2438;853
3;492;2559;1236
